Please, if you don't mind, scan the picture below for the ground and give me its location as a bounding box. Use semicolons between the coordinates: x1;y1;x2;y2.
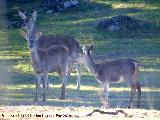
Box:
0;106;160;120
0;0;160;119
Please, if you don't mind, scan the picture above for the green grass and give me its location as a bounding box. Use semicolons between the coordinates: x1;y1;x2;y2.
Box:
0;0;160;110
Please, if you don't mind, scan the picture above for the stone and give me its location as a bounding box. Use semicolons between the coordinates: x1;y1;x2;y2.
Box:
96;15;150;32
63;0;79;9
46;10;53;14
70;0;79;6
64;1;71;9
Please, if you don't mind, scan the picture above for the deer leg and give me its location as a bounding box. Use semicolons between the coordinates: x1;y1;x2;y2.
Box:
42;72;48;102
128;83;136;108
136;81;141;108
59;64;68;100
75;63;81;91
60;59;69;100
60;74;67;100
104;82;110;108
98;82;109;108
42;72;49;89
46;80;49;89
97;88;104;106
34;73;41;101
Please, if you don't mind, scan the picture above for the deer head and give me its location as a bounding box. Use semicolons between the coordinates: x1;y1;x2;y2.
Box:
19;11;37;35
21;31;42;51
78;45;93;63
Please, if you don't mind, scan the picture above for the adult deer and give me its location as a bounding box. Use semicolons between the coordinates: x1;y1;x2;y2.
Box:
18;11;81;91
21;30;70;101
79;45;141;108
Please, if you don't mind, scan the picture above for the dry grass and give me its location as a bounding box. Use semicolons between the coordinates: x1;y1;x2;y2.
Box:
0;106;160;120
0;1;160;119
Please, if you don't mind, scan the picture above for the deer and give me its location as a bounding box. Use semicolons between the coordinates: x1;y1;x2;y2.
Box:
78;45;141;108
18;11;81;91
21;29;70;101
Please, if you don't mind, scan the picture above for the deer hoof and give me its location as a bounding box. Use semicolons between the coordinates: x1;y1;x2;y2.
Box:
34;98;38;102
59;96;65;100
137;104;141;108
128;105;133;109
101;102;110;109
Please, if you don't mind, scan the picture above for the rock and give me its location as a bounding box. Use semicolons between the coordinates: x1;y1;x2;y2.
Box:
57;6;66;12
46;10;53;14
64;1;71;9
96;15;150;32
70;0;79;6
108;24;120;32
63;0;79;9
44;0;79;11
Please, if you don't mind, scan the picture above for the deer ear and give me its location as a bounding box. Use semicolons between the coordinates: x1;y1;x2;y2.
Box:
21;31;28;40
32;11;37;21
18;11;27;19
35;32;42;40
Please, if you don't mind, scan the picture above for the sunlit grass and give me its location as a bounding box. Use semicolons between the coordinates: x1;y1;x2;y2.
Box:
0;83;160;109
12;61;32;72
1;84;160;93
140;67;160;72
112;3;160;10
10;56;160;73
0;85;34;90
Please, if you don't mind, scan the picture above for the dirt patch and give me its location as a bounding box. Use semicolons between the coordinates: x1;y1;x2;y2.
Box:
0;106;160;120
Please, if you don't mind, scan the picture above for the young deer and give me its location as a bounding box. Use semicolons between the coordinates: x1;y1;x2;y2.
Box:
79;45;141;108
18;11;81;91
21;30;70;101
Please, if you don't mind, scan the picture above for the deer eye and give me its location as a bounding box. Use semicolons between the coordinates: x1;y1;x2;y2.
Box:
30;19;33;22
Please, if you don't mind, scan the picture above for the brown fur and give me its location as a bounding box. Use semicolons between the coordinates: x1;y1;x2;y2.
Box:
22;30;70;101
19;11;81;91
79;45;141;108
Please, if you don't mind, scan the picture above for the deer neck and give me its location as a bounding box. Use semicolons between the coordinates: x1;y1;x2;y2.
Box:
26;24;36;37
84;53;97;75
30;47;41;65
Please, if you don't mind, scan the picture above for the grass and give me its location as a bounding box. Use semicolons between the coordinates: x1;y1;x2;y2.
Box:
0;0;160;118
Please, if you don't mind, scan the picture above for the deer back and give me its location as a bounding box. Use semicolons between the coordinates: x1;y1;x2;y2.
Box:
32;45;69;74
37;35;79;59
96;58;138;83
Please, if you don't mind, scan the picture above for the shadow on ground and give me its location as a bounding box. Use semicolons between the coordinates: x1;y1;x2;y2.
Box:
0;72;160;110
